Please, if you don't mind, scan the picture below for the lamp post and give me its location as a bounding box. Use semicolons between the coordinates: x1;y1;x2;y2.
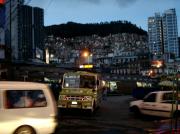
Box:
173;58;178;132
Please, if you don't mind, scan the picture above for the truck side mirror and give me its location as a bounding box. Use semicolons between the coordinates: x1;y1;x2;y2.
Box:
97;80;99;86
59;78;62;84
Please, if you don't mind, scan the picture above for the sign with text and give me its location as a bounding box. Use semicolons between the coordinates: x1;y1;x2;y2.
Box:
79;64;93;69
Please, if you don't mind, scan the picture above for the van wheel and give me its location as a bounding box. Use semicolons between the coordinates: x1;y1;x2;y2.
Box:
130;106;141;116
14;125;36;134
173;111;180;118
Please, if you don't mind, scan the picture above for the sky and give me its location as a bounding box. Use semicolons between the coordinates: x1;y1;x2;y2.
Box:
28;0;180;35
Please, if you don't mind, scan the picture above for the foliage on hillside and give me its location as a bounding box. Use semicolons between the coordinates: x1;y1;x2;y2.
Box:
45;21;147;38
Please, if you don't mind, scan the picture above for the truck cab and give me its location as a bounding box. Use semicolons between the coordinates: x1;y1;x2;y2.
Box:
58;71;103;113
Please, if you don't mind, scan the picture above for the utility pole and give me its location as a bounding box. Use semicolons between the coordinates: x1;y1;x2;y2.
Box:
8;0;12;80
10;0;11;51
174;60;178;133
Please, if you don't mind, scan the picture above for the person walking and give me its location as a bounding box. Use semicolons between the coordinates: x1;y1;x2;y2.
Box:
102;87;107;100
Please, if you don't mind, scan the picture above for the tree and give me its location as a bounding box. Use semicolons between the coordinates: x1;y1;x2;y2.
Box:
45;21;147;38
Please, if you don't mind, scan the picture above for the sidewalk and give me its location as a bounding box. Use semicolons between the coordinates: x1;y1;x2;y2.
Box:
145;119;180;134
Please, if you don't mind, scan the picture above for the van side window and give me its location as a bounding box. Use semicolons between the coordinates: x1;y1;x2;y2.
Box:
5;90;47;109
162;93;175;103
144;93;156;102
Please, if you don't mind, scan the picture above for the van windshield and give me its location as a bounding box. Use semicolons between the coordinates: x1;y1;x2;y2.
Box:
63;75;96;89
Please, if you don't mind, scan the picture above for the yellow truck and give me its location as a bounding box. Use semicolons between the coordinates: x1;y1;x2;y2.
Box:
58;71;103;113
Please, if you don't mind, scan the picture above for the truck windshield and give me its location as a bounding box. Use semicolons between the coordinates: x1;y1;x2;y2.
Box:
63;75;96;89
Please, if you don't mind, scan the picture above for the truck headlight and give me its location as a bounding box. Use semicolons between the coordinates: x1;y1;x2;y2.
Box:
59;95;68;100
83;96;92;101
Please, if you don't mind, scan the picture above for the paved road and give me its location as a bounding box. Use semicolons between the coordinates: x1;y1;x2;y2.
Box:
54;96;173;134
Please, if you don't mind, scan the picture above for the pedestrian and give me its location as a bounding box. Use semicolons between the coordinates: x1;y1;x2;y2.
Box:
14;95;33;108
102;87;107;100
33;94;47;107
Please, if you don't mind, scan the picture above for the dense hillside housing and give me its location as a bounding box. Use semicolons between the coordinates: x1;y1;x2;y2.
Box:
45;33;150;75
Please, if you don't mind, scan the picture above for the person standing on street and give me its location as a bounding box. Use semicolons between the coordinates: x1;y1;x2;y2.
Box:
102;87;107;100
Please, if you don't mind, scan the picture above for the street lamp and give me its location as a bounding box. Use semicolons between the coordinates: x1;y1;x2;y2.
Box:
82;51;89;58
79;50;93;69
82;50;92;65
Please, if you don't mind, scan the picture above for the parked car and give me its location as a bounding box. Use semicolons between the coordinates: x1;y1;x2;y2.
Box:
129;90;180;117
0;81;58;134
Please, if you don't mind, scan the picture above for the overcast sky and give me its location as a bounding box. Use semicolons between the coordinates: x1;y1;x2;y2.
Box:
28;0;180;35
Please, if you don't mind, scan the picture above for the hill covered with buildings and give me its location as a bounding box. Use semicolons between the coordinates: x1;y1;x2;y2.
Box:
44;20;150;76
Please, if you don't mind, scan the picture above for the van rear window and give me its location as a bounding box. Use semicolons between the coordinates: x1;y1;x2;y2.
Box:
5;90;47;109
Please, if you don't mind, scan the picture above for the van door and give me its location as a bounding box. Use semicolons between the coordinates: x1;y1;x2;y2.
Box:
141;93;158;116
159;92;175;117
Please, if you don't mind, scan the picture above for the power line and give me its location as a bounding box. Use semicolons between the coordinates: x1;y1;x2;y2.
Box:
45;0;54;11
25;0;32;5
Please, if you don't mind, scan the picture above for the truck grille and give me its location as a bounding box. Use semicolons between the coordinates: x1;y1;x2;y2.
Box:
66;96;83;101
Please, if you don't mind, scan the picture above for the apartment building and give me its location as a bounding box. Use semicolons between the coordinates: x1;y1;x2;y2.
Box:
162;9;179;58
148;9;179;59
5;0;44;61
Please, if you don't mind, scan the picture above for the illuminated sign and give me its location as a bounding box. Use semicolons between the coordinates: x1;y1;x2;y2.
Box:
151;60;163;68
79;64;93;69
64;75;80;78
0;0;5;5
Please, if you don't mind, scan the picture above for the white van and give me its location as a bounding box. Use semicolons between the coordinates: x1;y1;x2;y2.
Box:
0;81;58;134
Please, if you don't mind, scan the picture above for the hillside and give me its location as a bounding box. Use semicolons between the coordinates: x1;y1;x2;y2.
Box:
45;21;147;38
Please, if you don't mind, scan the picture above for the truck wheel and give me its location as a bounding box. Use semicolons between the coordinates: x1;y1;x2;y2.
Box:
87;101;95;116
91;101;95;113
14;125;36;134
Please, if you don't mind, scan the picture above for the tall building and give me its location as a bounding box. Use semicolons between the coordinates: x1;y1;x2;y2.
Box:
5;0;24;60
19;5;33;60
0;4;5;60
148;9;179;59
162;9;179;58
5;0;44;61
148;13;163;57
0;3;7;80
33;7;44;60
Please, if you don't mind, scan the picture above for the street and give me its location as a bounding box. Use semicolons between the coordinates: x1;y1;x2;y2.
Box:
54;96;162;134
